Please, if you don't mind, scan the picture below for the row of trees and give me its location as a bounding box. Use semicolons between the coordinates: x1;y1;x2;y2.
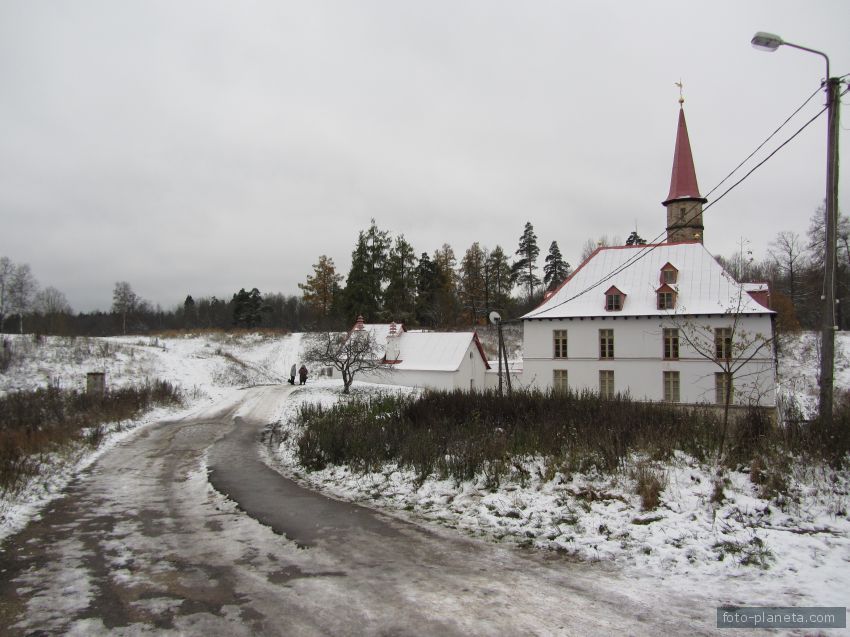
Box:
719;206;849;332
299;220;573;329
0;262;317;336
2;204;841;337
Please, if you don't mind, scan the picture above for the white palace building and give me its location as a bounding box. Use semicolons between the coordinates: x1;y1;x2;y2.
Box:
520;101;776;407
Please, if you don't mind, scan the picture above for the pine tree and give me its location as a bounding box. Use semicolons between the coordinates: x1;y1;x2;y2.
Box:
231;288;266;328
511;222;541;299
486;246;513;313
543;241;571;291
625;230;647;246
432;244;460;327
183;294;196;329
299;255;343;324
459;242;487;324
415;252;439;327
344;220;390;321
384;235;417;323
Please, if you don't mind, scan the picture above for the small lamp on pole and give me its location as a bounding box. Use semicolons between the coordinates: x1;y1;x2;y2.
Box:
751;31;841;425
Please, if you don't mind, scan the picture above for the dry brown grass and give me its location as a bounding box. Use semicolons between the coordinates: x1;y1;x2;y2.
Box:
0;382;180;494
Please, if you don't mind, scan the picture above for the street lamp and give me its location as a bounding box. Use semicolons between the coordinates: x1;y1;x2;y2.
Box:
751;31;841;425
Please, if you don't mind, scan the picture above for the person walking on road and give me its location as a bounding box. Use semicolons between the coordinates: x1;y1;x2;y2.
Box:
298;364;308;385
289;363;296;385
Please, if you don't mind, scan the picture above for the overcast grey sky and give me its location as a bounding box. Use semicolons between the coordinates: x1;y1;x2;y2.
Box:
1;1;848;312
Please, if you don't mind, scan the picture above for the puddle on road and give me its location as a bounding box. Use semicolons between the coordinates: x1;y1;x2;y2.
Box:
266;565;347;585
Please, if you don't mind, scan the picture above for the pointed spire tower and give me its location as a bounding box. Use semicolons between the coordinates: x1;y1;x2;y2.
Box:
663;89;707;243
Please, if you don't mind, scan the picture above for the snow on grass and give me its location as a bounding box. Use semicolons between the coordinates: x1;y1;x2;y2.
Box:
0;331;306;543
3;329;850;610
265;379;850;609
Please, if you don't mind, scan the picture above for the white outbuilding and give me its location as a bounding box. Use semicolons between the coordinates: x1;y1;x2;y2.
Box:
351;318;492;391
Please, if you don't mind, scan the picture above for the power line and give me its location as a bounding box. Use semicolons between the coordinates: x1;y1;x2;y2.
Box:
524;87;829;319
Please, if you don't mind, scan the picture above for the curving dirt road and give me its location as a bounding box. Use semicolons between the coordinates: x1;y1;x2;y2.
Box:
0;385;715;635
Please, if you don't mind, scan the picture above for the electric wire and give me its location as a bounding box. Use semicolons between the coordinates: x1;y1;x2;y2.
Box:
522;88;830;320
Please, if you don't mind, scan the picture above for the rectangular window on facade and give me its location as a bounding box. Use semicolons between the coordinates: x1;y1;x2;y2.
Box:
553;369;568;393
606;293;622;311
662;269;677;284
599;370;615;399
657;291;675;310
715;327;732;360
553;330;568;359
715;372;733;405
663;328;679;360
663;371;680;402
599;329;614;359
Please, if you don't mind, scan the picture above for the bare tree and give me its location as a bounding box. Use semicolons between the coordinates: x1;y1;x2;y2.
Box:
768;231;806;304
35;286;72;333
669;272;775;458
112;281;138;335
302;329;386;394
580;235;611;262
34;286;71;315
0;257;14;333
8;264;38;334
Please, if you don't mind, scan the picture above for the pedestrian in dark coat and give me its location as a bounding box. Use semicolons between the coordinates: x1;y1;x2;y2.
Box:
298;364;308;385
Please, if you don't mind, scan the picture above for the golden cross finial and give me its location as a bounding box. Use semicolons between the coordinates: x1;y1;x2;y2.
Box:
675;79;684;105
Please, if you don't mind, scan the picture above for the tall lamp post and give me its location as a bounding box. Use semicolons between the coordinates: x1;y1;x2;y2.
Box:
752;32;842;425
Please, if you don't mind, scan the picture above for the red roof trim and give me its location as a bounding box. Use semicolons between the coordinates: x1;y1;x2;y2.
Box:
472;332;492;370
525;243;714;318
656;283;677;294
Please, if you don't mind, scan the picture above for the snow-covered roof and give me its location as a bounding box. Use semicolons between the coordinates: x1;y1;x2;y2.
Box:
393;332;486;371
355;323;402;348
351;322;490;371
524;242;773;320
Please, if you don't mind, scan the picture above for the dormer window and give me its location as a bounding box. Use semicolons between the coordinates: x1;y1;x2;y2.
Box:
657;283;677;310
604;286;625;311
660;263;678;285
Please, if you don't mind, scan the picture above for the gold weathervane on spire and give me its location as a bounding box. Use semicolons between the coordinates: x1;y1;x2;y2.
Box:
675;79;684;105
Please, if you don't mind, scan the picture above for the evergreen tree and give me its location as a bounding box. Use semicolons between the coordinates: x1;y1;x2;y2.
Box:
486;246;513;313
625;230;647;246
183;295;196;329
384;235;417;324
458;242;487;324
432;243;460;327
511;222;541;299
543;241;571;291
232;288;266;328
299;255;343;325
344;220;390;321
415;252;439;327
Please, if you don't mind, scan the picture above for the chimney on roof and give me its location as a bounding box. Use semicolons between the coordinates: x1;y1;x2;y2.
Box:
386;321;401;362
663;96;707;244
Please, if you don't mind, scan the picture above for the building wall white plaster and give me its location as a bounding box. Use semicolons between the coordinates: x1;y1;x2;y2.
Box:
522;314;775;405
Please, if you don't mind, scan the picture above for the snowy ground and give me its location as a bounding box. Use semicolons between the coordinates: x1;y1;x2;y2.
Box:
2;329;849;618
266;380;850;612
0;331;304;541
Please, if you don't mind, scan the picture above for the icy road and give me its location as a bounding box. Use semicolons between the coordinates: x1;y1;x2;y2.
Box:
0;385;712;635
